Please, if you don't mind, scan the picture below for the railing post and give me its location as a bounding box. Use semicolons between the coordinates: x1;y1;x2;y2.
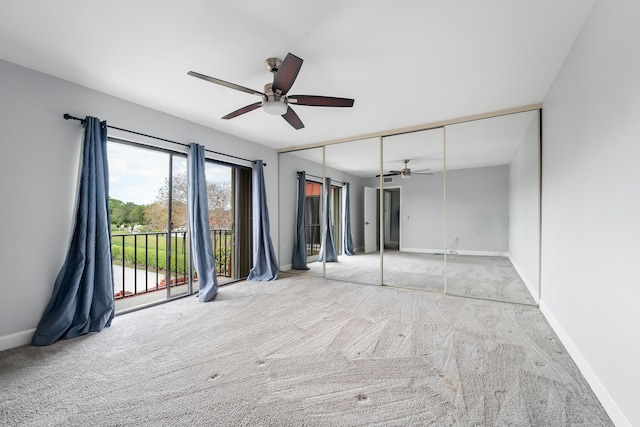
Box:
133;234;137;295
145;233;149;293
121;235;125;298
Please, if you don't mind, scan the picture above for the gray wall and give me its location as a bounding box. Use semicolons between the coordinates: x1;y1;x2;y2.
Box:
509;113;540;299
278;151;365;270
0;59;278;350
541;0;639;425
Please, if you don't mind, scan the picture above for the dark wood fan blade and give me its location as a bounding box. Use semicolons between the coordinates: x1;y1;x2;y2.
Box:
282;106;304;129
188;71;265;97
288;95;354;107
272;53;303;95
221;102;262;120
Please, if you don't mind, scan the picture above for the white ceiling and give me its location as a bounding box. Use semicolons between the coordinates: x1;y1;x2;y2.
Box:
0;1;594;151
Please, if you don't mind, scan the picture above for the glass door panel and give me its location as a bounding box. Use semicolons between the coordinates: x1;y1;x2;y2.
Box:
167;155;191;299
108;141;194;311
204;161;235;285
234;167;253;280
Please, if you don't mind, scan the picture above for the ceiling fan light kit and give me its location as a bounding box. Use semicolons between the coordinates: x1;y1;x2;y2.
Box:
262;100;288;116
188;53;354;129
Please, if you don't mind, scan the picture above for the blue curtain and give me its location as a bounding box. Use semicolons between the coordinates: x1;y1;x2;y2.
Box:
292;171;309;270
32;116;115;346
247;160;278;280
318;177;338;262
187;143;218;302
343;182;355;255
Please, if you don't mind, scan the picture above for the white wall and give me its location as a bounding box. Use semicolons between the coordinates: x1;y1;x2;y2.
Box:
541;0;640;425
0;59;278;351
509;113;540;301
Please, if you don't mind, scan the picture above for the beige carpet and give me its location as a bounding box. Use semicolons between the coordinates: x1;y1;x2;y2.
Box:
0;274;610;426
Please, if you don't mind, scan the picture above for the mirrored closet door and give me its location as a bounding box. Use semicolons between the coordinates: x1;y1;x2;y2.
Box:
278;108;541;306
323;138;381;286
278;148;325;278
444;110;540;304
381;128;445;292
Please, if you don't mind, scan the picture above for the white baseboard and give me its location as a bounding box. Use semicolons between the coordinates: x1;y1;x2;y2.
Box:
401;247;508;257
0;328;35;352
280;263;292;271
507;255;538;303
400;247;446;254
450;249;508;257
539;300;631;427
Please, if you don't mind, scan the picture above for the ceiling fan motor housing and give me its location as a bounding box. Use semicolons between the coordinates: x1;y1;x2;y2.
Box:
401;160;411;178
265;57;282;73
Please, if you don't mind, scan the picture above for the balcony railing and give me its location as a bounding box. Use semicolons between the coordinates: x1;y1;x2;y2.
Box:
111;228;232;300
306;224;321;256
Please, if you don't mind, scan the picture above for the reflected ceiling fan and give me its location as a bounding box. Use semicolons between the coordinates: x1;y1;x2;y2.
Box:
378;159;434;178
187;53;354;130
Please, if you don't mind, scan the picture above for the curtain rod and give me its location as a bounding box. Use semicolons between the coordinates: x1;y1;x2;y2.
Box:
63;114;265;166
299;172;346;186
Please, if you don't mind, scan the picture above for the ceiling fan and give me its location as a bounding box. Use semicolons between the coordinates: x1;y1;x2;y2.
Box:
187;53;354;130
378;159;434;179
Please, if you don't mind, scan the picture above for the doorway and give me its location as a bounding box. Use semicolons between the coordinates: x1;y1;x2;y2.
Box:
383;187;401;250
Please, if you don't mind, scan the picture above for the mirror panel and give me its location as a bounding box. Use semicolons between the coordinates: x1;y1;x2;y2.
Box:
278;148;325;277
324;138;380;286
381;128;445;292
444;110;540;304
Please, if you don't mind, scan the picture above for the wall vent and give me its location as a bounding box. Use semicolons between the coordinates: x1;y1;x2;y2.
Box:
383;177;394;183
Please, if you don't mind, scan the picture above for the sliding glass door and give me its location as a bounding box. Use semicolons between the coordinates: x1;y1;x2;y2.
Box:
108;139;251;311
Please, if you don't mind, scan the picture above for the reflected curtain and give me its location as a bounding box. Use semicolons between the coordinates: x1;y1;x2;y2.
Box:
343;182;355;255
318;177;338;262
292;171;309;270
247;160;278;280
32;116;115;346
187;143;218;302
